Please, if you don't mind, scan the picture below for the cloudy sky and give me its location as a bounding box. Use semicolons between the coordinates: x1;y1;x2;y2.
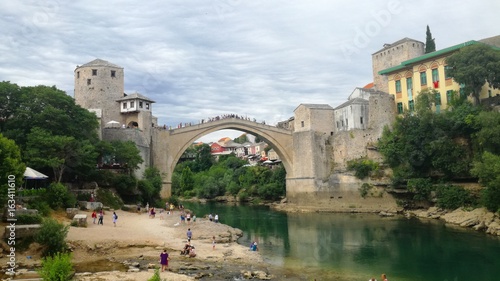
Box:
1;0;498;142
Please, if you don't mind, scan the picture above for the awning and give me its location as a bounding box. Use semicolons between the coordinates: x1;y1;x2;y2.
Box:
24;167;49;179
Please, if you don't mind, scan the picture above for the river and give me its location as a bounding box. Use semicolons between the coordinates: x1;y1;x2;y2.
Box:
183;201;500;281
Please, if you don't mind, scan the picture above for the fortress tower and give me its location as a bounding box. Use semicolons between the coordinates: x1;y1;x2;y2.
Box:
372;38;424;93
74;59;125;131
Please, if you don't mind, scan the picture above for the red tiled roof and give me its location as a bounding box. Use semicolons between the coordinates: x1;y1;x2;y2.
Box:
363;82;374;89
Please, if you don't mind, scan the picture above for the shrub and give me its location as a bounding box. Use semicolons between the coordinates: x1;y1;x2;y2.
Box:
148;268;161;281
359;183;371;198
76;192;91;201
35;218;69;257
407;178;433;201
96;189;123;210
16;214;43;224
481;177;500;213
38;252;73;281
435;184;473;209
347;158;379;179
27;201;51;217
44;183;76;210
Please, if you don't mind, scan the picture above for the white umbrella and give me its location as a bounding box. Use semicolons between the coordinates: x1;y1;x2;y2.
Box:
23;167;48;179
106;120;120;128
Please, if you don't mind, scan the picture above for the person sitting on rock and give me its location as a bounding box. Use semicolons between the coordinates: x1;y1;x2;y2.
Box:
181;242;191;255
188;246;196;258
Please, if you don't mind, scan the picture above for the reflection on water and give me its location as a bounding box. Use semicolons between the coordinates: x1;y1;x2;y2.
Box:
184;202;500;281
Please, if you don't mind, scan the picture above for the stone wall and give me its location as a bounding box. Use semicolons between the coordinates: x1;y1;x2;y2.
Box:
102;128;151;178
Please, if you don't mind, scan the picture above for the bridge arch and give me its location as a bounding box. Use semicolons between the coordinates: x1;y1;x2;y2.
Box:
152;118;294;197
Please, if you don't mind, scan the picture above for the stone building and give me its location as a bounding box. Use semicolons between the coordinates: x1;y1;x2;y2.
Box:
74;59;156;178
372;37;425;93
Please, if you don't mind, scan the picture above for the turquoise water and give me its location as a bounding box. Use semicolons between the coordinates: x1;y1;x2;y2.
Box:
183;202;500;281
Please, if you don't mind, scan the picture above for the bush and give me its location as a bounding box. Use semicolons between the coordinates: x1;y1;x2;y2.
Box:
38;252;73;281
407;178;433;201
359;183;371;198
347;158;379;179
35;218;69;257
76;192;91;201
481;177;500;212
435;184;473;209
44;183;76;210
27;201;51;217
96;189;123;210
148;268;161;281
16;214;43;224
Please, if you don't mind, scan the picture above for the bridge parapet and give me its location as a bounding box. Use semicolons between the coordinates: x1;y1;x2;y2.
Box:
167;118;292;135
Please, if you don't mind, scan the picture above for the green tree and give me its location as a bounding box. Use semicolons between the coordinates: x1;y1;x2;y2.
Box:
446;44;500;104
473;110;500;155
194;144;213;172
25;128;97;182
0;81;22;132
471;152;500;212
3;85;99;149
233;133;249;144
0;134;25;201
98;140;143;175
180;167;195;194
425;25;436;53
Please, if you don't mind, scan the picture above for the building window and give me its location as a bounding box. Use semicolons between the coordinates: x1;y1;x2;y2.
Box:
92;69;97;76
146;103;149;110
336;121;340;128
395;80;402;93
435;92;442;106
130;101;134;108
460;85;466;99
406;77;413;100
397;102;403;114
432;68;439;82
345;119;348;128
408;100;414;112
123;102;127;109
445;66;452;79
87;79;91;85
77;71;80;78
139;101;143;108
446;90;454;104
301;121;304;127
488;89;492;98
360;116;363;124
420;71;427;86
111;70;116;77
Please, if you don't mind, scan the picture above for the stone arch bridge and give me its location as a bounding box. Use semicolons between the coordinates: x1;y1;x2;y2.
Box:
151;117;299;197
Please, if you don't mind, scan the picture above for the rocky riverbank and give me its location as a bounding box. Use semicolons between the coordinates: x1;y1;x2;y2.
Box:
407;206;500;236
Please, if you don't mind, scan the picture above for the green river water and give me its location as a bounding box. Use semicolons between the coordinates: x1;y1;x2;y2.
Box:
183;202;500;281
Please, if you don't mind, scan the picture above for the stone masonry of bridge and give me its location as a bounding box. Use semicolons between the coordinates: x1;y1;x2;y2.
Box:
151;92;398;211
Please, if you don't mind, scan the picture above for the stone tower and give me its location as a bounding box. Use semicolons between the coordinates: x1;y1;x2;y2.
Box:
74;59;125;131
371;38;424;93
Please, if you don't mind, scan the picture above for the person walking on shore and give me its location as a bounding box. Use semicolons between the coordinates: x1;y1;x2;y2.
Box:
381;273;388;281
187;228;192;241
91;211;97;224
212;236;216;250
98;210;104;225
160;249;169;271
112;211;118;227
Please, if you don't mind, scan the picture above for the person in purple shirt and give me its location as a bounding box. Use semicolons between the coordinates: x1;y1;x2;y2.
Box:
160;249;169;271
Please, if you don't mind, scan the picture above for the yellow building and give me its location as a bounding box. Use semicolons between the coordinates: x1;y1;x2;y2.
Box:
378;40;500;114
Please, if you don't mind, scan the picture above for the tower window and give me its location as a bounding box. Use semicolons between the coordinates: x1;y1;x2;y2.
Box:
130;101;135;108
301;121;304;127
92;69;97;76
146;103;150;110
360;116;363;124
139;101;143;108
123;102;127;109
87;79;91;85
77;71;80;78
111;70;116;77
